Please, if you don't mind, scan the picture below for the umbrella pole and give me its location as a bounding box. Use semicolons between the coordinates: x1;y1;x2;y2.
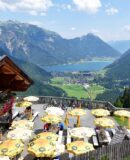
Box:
64;114;69;126
77;116;80;127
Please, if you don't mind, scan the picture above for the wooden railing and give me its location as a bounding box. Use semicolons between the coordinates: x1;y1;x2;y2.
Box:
18;96;117;111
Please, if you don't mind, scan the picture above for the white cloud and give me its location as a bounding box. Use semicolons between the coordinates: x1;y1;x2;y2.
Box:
0;0;53;15
90;29;99;34
71;27;76;31
67;4;72;10
29;11;38;16
56;3;72;11
123;25;130;31
40;12;46;16
72;0;102;13
105;7;118;16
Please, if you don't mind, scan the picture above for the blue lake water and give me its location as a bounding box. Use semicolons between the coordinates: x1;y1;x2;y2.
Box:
42;61;112;72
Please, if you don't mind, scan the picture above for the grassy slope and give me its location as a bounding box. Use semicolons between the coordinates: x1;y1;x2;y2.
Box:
51;77;104;99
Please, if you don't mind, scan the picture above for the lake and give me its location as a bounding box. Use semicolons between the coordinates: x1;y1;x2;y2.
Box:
42;61;112;72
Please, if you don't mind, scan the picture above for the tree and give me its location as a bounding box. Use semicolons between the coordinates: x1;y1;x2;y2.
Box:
114;97;123;108
114;87;130;108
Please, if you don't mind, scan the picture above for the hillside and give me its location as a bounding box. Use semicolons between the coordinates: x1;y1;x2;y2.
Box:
109;40;130;53
0;21;120;66
95;49;130;102
13;58;66;96
0;49;65;96
106;49;130;80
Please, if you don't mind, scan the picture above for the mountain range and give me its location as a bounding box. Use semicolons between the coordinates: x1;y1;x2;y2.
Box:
0;21;120;66
109;40;130;53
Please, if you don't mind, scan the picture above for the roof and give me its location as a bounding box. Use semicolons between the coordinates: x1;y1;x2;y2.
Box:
0;55;33;92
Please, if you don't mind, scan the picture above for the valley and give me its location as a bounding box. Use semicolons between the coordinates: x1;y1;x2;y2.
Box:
0;21;130;104
50;74;105;100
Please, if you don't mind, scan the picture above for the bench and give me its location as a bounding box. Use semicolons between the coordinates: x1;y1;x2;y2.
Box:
67;128;71;144
111;128;116;135
31;112;39;122
12;111;19;120
59;130;63;136
105;131;111;143
92;135;99;148
58;130;63;143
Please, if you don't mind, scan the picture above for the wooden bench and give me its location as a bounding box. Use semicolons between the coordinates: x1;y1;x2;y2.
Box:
67;128;71;144
92;135;99;148
58;130;63;144
105;130;111;143
111;128;116;135
31;112;39;122
12;111;19;120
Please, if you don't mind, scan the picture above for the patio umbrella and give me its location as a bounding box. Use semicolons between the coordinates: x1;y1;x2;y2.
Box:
68;108;86;116
7;128;34;142
114;110;130;127
67;141;94;155
91;109;110;117
45;107;64;116
0;139;24;158
16;101;32;107
70;127;95;139
41;114;62;124
68;108;86;127
11;120;34;129
94;117;115;128
28;139;56;158
35;132;58;141
114;110;130;118
23;96;39;102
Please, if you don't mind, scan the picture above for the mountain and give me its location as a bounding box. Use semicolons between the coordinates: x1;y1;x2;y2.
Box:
106;49;130;80
0;21;120;66
68;33;120;59
0;49;65;96
109;40;130;53
96;49;130;103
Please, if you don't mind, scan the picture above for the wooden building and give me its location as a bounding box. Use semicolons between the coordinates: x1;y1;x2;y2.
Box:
0;55;33;128
0;55;33;93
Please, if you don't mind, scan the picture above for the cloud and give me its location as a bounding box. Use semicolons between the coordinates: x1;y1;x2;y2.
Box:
0;0;53;15
55;3;72;11
90;29;100;34
72;0;102;13
123;25;130;31
105;7;118;16
71;27;76;31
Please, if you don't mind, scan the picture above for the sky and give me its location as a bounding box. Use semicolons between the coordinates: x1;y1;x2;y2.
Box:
0;0;130;41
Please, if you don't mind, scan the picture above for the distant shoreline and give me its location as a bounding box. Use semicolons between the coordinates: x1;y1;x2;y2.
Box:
40;57;115;67
42;60;113;73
